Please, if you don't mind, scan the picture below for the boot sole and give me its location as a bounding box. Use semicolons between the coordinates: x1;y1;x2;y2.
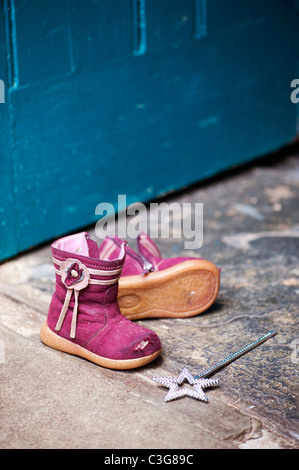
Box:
40;322;161;370
118;259;220;320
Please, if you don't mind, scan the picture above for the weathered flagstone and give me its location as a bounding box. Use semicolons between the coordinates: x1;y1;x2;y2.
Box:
0;150;298;449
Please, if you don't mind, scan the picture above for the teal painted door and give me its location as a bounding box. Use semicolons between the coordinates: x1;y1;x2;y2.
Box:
0;0;298;261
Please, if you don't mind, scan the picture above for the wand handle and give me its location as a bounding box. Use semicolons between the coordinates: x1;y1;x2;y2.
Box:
194;330;277;379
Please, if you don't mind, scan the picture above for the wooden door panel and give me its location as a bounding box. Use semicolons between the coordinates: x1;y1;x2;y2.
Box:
0;0;298;260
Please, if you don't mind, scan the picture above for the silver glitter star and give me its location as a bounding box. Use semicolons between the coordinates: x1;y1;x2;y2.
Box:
152;367;219;402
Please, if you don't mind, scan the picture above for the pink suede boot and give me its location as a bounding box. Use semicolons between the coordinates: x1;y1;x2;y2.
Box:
40;232;161;369
99;232;220;320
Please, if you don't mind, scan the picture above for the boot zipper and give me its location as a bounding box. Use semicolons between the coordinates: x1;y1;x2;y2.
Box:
113;238;154;275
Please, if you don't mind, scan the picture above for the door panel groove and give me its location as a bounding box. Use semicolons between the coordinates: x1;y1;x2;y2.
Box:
132;0;147;55
3;0;19;89
194;0;207;39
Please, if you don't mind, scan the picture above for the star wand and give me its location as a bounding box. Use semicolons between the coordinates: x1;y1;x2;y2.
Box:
152;330;277;402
